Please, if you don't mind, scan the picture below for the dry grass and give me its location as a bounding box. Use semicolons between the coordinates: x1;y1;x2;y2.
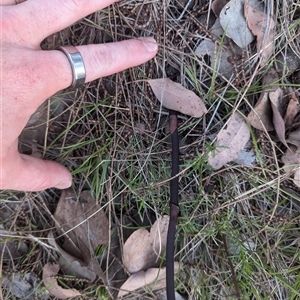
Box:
1;0;300;299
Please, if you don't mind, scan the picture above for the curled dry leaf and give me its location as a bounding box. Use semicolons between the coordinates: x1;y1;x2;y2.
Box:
48;231;96;282
150;215;169;258
147;78;207;117
247;68;279;131
284;90;300;127
262;67;279;88
282;145;298;173
286;129;300;146
117;262;179;299
269;87;287;146
43;263;81;299
54;189;108;282
245;1;275;66
208;113;250;169
282;145;300;188
123;216;169;274
282;128;300;188
219;0;254;49
247;92;273;131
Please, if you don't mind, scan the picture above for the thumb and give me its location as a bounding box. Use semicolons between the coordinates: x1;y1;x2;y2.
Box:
1;154;72;191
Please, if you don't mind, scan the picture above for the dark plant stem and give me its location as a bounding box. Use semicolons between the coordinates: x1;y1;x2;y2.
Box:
166;110;180;300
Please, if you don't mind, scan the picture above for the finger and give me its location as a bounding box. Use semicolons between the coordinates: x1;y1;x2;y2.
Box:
1;0;26;5
1;0;18;5
14;0;118;44
1;154;72;191
49;38;158;93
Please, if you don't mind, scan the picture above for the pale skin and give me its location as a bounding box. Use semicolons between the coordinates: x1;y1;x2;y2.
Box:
0;0;158;191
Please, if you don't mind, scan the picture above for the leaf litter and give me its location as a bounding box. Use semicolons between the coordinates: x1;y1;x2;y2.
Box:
245;0;276;65
118;263;180;299
208;113;250;169
282;129;300;188
42;263;82;300
123;215;169;273
148;78;207;117
219;0;255;49
120;216;174;297
41;190;109;298
53;189;108;282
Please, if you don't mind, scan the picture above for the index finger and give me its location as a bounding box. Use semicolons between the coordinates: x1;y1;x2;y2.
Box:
13;0;117;44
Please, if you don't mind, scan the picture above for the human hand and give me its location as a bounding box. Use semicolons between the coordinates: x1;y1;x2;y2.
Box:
0;0;158;191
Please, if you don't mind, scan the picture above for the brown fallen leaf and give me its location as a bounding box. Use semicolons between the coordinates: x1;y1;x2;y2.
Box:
208;113;250;169
247;68;279;131
48;231;97;282
247;92;273;131
54;189;108;282
269;87;287;146
117;263;179;299
282;128;300;188
262;67;279;88
148;78;207;117
150;215;169;259
282;145;300;188
286;128;300;146
219;0;254;49
284;90;300;127
42;263;81;299
245;1;275;66
123;216;169;274
282;145;299;173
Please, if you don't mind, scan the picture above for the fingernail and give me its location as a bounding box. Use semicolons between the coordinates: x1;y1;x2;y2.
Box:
139;37;158;52
55;180;72;189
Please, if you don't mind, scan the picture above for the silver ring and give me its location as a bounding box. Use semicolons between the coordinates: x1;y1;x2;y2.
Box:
58;46;86;89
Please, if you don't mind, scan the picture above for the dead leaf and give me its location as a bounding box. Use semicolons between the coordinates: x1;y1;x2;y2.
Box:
209;18;229;43
42;263;81;299
282;145;300;188
262;68;279;88
284;90;300;127
269;87;287;146
208;113;250;169
150;215;169;259
286;128;300;146
195;38;242;79
48;231;97;282
117;263;179;299
219;0;255;49
247;92;273;131
54;190;108;282
147;78;207;117
245;1;275;65
282;145;299;173
247;68;279;131
212;0;229;17
123;216;169;274
282;129;300;188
